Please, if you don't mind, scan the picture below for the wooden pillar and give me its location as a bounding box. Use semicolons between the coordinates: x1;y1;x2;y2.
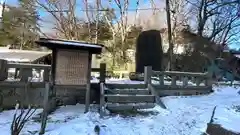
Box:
182;77;188;87
205;72;213;88
85;54;92;113
40;82;50;135
0;59;8;81
159;75;164;86
99;63;106;83
99;82;105;117
144;66;152;86
19;68;32;82
171;76;177;86
43;67;50;82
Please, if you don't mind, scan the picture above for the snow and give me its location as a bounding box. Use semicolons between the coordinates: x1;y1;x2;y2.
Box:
38;38;103;48
0;82;240;135
214;106;240;133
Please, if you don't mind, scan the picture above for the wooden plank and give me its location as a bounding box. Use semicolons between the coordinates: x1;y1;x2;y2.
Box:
7;63;51;69
106;84;146;89
158;89;212;96
152;85;211;90
105;89;149;95
152;71;208;77
0;81;45;88
91;68;101;72
105;95;155;103
53;84;87;89
106;103;155;110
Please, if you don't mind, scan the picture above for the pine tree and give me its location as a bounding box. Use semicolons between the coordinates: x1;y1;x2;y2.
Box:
18;0;40;49
0;1;40;49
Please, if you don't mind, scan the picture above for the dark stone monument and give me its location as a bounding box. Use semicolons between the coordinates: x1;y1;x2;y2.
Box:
135;30;163;73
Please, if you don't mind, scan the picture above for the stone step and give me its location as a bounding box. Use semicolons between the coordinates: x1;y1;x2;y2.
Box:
106;103;155;111
105;95;155;103
105;88;150;95
105;84;146;89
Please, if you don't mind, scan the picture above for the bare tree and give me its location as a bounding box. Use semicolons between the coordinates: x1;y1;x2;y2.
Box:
186;0;240;46
34;0;81;40
166;0;174;70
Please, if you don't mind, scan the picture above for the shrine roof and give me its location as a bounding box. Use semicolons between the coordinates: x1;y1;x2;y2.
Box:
35;38;104;54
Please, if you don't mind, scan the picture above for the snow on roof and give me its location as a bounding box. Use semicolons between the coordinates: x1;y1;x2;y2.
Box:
36;38;104;54
36;38;103;48
0;49;51;62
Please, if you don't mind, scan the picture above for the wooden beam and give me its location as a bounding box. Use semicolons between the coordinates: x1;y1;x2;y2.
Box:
105;84;146;89
105;89;149;95
7;63;51;69
0;81;45;88
105;95;155;103
91;68;101;72
106;103;155;111
152;85;211;90
53;85;87;89
152;71;208;77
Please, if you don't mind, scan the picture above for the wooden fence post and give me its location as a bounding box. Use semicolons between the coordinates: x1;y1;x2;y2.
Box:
205;72;213;88
40;82;50;135
99;82;105;117
144;66;152;86
100;63;106;83
0;59;8;81
43;68;50;82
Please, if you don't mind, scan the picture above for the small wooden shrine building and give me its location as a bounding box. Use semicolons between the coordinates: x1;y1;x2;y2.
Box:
35;38;104;112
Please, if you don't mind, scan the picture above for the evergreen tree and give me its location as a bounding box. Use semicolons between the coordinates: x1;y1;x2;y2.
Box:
0;1;40;49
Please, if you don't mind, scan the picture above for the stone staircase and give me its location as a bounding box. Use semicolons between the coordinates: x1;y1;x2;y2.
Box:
100;83;156;115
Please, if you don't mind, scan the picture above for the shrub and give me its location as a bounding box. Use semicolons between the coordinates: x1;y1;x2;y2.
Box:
11;102;37;135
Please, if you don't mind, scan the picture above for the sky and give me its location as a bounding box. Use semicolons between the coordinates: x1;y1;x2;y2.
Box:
5;0;240;50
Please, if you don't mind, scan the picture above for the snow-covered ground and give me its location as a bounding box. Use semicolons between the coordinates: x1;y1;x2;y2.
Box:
0;82;240;135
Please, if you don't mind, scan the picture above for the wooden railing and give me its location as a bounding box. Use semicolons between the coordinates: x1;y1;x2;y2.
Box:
144;66;212;95
0;60;107;86
91;63;106;83
7;63;51;82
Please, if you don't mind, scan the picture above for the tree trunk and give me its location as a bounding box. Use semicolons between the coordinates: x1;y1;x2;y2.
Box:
165;0;174;71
